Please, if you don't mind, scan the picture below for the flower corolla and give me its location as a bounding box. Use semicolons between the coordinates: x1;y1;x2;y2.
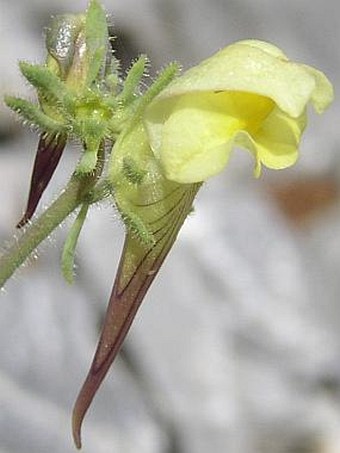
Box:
145;40;333;183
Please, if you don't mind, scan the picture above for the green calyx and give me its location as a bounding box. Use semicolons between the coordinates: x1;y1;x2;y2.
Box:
4;0;181;285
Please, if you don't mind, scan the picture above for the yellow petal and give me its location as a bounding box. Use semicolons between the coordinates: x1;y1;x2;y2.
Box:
148;40;332;118
235;108;306;175
300;64;334;113
159;92;241;183
144;39;333;183
236;39;289;60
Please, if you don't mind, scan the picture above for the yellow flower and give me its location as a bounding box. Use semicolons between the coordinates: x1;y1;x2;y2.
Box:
144;40;333;183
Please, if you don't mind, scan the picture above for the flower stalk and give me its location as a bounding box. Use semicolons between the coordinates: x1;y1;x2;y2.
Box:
0;175;86;288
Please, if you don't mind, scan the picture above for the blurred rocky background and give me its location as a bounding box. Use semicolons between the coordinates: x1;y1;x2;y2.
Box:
1;0;340;452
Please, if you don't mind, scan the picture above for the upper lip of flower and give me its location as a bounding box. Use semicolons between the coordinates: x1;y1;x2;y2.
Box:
147;39;333;118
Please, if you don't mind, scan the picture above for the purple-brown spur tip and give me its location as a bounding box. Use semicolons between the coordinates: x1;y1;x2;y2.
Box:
72;183;200;449
72;232;173;449
17;132;66;228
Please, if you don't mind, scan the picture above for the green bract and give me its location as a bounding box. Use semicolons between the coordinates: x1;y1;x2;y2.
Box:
144;39;334;183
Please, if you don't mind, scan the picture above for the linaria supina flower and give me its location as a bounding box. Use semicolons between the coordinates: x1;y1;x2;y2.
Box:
71;39;333;449
145;40;334;183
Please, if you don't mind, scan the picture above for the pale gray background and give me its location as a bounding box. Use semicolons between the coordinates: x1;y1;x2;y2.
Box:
0;0;340;452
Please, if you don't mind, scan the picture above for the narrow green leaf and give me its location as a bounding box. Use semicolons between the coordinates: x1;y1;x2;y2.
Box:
61;202;89;284
19;61;66;101
85;0;109;85
134;62;179;116
118;55;148;106
4;96;65;133
105;53;121;92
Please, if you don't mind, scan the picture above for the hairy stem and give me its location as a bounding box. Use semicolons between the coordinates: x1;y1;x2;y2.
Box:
0;175;91;288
